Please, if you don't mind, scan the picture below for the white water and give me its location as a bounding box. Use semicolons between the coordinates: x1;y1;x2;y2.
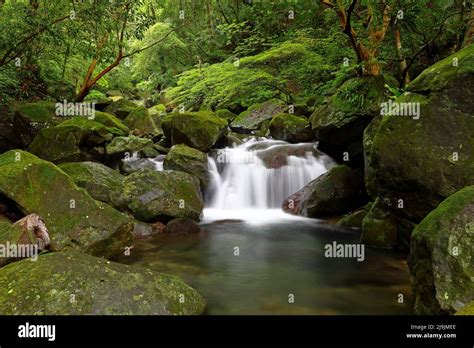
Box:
204;138;335;222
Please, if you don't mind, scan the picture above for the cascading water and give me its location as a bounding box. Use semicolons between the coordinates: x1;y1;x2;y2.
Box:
204;138;335;222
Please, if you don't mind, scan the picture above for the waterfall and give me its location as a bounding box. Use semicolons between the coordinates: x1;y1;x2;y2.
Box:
204;138;335;222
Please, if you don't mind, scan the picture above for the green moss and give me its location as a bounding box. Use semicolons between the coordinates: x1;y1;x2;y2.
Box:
162;112;227;152
163;144;209;189
0;251;206;315
124;107;161;137
104;99;138;120
231;99;287;131
118;169;204;222
93;111;130;134
165;40;333;111
106;135;160;158
361;198;398;248
269;113;312;143
0;150;133;258
215;109;237;122
15;101;57;123
409;186;474;315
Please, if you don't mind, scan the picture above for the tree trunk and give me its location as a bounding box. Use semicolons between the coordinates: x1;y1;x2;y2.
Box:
393;23;410;85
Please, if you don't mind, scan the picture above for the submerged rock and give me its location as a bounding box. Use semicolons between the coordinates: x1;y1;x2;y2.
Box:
164;218;201;234
0;150;133;258
163;144;209;190
282;165;366;217
118;169;204;222
0;251;206;315
408;186;474;315
162;111;227;152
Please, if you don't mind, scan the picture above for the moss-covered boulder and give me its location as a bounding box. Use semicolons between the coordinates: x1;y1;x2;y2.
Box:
92;111;130;134
58;162;124;209
365;46;474;223
28;117;123;164
0;150;133;258
124;107;162;137
0;251;205;315
269;113;313;143
231;99;287;133
337;203;372;230
104;99;138;120
360;198;398;248
216;109;237;123
13;101;65;147
118;169;204;222
106;135;161;159
282;165;366;217
163;144;209;190
408;186;474;315
162;111;227;152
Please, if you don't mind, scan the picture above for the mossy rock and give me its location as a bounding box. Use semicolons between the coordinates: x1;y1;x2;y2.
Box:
408;186;474;315
93;111;130;134
231;99;287;132
124;107;162;137
360;198;398;248
337;204;372;230
106;135;160;159
455;301;474;315
163;144;209;190
58;162;124;209
282;165;366;217
28;117;123;164
0;251;206;315
0;150;133;258
104;99;138;120
13;101;66;147
310;75;390;147
118;169;204;222
215;109;237;122
365;47;474;223
162;111;227;152
269;113;313;143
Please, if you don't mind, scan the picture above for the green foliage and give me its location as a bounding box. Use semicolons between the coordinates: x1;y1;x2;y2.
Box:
166;40;334;111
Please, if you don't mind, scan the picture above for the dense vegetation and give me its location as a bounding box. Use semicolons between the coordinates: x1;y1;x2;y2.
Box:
0;0;473;316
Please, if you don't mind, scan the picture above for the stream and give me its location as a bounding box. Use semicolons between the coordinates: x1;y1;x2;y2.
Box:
115;138;413;315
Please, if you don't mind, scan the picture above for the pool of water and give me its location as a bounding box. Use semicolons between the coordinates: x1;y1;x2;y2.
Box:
114;215;413;315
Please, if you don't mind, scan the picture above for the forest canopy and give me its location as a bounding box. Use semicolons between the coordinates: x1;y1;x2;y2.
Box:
0;0;472;106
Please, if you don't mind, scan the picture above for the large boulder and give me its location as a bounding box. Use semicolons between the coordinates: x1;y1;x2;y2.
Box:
118;169;204;222
408;186;474;315
28;117;124;164
92;111;130;135
0;251;205;314
269;113;313;143
162;111;227;152
104;98;138;120
0;150;133;258
163;144;209;190
282;165;366;217
124;107;162;137
58;162;124;209
310;75;391;164
231;99;287;133
365;45;474;224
